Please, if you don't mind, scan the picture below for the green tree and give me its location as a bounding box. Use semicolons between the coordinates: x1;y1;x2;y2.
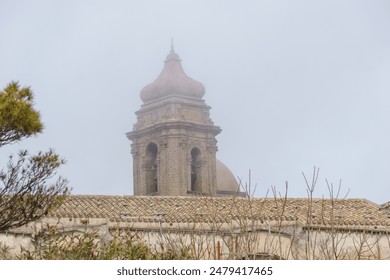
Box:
0;81;69;231
0;81;43;147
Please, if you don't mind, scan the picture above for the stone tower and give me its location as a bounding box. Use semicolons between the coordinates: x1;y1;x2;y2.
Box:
127;45;221;196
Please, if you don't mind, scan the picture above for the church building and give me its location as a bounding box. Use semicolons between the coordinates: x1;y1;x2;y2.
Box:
126;44;243;197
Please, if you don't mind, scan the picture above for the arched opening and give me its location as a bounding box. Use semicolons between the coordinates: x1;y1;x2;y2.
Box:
190;148;201;193
145;143;158;194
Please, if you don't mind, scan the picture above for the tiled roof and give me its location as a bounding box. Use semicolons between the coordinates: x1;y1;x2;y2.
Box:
47;195;390;229
381;201;390;210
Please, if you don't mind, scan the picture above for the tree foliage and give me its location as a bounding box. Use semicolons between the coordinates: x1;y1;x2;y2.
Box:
0;81;69;232
0;81;43;147
17;229;191;260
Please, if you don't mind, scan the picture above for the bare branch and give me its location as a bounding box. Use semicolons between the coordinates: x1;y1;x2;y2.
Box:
0;150;69;231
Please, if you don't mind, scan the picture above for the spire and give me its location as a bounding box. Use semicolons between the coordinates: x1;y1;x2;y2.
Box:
166;38;180;62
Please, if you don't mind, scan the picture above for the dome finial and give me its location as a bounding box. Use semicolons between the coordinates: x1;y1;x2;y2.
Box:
171;37;174;52
165;38;180;61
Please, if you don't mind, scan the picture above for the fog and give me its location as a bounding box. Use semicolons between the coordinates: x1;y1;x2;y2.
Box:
1;0;389;203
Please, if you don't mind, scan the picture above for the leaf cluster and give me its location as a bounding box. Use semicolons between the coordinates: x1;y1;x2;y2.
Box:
18;228;191;260
0;81;43;147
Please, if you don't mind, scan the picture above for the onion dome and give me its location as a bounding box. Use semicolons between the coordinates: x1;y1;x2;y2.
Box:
140;45;205;103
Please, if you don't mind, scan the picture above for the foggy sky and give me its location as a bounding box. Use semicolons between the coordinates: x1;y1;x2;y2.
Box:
1;0;389;203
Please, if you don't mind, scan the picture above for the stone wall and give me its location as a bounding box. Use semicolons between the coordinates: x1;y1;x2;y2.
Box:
2;217;390;260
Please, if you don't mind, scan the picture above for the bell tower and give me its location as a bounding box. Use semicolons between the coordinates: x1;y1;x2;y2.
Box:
127;45;221;196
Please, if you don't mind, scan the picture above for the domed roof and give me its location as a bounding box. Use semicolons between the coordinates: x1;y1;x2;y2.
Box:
216;159;240;193
140;46;205;103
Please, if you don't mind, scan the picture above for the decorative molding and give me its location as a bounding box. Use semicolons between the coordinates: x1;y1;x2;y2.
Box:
159;137;168;150
179;138;188;149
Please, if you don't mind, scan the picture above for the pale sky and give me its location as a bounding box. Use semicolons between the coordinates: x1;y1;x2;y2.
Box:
1;0;389;204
